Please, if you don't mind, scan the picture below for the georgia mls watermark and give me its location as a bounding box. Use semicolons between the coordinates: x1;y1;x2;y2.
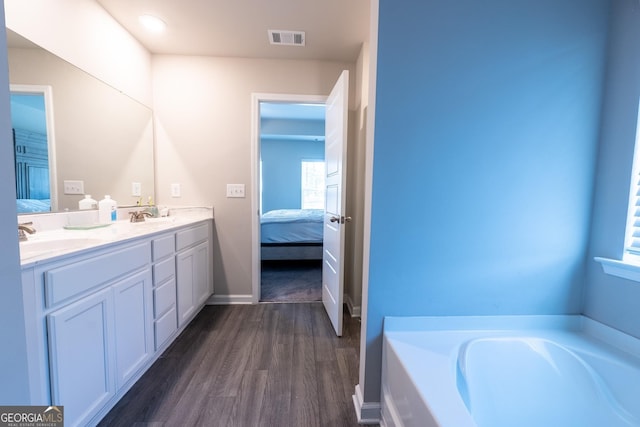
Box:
0;406;63;427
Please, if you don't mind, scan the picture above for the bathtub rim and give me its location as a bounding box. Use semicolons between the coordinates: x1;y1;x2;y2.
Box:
384;314;640;357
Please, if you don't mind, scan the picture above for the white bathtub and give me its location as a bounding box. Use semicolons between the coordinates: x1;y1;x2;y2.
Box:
381;315;640;427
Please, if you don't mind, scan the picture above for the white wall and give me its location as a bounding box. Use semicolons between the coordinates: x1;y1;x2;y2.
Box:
4;0;152;107
151;55;355;299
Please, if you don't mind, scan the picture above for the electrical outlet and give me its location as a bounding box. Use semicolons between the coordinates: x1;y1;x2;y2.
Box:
132;182;142;197
63;180;84;195
171;183;181;198
226;184;245;198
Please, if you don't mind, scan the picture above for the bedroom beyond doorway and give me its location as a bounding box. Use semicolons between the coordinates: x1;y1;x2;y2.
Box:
258;100;326;303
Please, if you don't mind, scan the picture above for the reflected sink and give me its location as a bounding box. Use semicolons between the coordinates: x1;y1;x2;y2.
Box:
20;238;107;260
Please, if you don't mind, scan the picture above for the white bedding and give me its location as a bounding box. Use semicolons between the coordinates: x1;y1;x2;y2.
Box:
261;209;323;244
17;198;51;213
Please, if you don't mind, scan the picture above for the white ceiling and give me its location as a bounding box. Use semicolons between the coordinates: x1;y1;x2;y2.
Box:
95;0;371;62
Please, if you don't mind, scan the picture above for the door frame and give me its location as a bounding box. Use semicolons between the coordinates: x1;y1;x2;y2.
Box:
250;92;327;303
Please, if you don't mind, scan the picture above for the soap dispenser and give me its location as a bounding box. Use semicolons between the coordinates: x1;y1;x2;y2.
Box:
98;195;118;223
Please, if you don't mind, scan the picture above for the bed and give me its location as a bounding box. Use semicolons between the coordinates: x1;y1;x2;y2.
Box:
17;198;51;213
261;209;323;260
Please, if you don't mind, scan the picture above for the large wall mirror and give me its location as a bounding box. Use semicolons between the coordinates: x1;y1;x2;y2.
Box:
7;29;155;213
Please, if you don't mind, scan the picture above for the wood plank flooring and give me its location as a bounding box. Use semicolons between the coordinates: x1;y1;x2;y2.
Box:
98;303;365;427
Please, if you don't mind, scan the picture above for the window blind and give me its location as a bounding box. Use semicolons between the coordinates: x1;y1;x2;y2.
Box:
626;172;640;255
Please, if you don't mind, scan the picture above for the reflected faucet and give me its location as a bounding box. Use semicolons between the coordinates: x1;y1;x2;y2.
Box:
18;222;36;242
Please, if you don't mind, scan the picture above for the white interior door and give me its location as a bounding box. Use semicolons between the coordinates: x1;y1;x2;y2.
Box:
322;70;349;336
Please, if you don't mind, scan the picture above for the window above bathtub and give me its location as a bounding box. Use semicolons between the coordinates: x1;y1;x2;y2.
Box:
595;123;640;282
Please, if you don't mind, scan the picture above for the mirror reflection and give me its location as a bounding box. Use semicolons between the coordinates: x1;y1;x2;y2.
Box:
7;30;155;213
11;89;52;212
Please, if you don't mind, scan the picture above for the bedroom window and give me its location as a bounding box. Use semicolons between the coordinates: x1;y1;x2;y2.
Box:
301;160;325;209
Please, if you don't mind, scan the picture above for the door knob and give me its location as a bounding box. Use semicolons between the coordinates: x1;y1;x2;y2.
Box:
329;216;352;224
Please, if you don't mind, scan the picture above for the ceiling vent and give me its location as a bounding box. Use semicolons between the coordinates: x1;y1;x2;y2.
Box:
268;30;305;46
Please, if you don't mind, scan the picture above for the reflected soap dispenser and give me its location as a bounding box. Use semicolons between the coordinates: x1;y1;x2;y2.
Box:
146;196;159;218
79;194;97;210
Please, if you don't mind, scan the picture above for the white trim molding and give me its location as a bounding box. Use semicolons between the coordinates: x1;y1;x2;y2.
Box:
345;294;361;317
352;383;381;425
207;294;253;305
595;257;640;282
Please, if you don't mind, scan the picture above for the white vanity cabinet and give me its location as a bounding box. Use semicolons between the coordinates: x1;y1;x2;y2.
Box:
43;242;153;427
176;223;212;327
47;287;116;426
21;218;213;427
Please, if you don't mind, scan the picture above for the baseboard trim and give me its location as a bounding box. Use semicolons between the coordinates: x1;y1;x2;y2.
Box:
345;294;361;317
352;384;381;424
207;294;253;305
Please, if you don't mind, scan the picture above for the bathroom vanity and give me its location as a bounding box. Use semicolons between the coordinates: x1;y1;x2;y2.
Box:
19;211;213;427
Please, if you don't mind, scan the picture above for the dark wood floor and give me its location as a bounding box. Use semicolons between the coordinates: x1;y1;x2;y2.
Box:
98;303;363;427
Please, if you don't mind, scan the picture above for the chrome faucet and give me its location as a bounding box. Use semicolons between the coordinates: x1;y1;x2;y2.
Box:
129;211;153;223
18;222;36;242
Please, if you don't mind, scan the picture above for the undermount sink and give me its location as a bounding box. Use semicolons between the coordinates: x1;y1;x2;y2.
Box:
19;238;107;260
128;216;177;229
136;216;176;224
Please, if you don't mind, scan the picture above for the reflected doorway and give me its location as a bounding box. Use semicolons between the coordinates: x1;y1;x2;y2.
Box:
11;85;57;213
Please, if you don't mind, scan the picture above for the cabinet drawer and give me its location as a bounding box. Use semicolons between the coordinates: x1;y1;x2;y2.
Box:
154;278;176;317
154;307;177;350
153;257;175;286
152;235;174;261
176;223;208;252
45;243;149;308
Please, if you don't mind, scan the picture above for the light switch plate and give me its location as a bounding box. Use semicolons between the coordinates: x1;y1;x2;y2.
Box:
171;183;181;198
63;180;84;195
226;184;245;198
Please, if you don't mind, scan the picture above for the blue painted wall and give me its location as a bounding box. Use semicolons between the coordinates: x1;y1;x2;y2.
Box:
261;138;324;213
0;2;31;402
585;0;640;338
361;0;610;402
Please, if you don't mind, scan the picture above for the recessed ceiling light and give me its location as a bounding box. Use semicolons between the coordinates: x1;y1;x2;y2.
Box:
139;14;166;33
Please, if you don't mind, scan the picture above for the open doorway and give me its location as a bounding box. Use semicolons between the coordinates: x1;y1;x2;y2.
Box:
252;95;328;303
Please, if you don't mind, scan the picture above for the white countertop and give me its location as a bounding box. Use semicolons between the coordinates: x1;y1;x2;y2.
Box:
19;207;213;266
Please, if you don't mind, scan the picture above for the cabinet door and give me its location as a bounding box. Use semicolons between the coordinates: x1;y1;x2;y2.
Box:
48;288;115;427
113;269;153;388
176;241;211;327
193;241;211;307
176;247;196;327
